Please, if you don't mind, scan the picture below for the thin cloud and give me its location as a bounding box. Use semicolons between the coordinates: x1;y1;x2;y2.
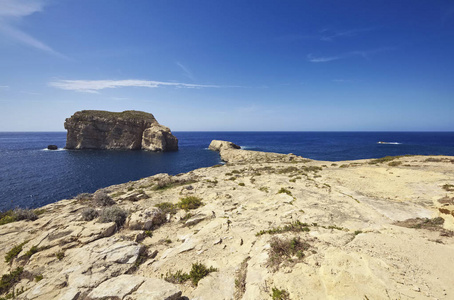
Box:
332;79;354;83
307;54;341;63
0;0;64;57
176;62;195;81
48;79;228;93
308;47;394;63
320;27;378;41
0;85;9;90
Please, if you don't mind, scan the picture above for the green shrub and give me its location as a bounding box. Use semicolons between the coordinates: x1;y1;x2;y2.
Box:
34;274;43;282
238;182;245;187
155;202;177;215
189;262;217;286
164;269;191;284
177;196;203;211
271;287;290;300
0;208;38;226
277;188;292;196
0;267;23;295
56;251;65;260
259;186;269;193
164;262;217;286
256;221;310;236
0;211;16;226
99;206;127;226
24;245;39;258
5;241;28;263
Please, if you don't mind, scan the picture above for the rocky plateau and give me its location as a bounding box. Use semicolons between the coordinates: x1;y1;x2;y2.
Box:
1;141;454;299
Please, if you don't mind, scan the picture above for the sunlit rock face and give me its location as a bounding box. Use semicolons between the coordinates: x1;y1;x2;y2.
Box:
64;110;178;151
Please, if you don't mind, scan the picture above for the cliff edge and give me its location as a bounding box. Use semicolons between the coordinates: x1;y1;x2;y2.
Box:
64;110;178;151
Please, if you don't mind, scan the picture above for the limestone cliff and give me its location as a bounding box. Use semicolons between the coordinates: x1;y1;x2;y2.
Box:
64;110;178;151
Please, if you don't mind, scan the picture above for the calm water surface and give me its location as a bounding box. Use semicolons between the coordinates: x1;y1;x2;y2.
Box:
1;131;453;211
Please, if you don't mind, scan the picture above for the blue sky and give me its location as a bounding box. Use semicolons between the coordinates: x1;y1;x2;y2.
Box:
0;0;453;131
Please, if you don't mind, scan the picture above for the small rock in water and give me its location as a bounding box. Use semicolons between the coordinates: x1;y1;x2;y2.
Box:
47;145;58;150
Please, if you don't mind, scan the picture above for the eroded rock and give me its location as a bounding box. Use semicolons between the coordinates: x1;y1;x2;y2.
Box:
64;110;178;151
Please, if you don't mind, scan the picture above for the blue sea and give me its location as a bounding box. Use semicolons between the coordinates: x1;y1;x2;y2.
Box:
1;131;454;211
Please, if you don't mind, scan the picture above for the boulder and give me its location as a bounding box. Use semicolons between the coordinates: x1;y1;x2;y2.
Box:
208;140;241;152
64;110;178;151
126;208;166;230
47;145;58;150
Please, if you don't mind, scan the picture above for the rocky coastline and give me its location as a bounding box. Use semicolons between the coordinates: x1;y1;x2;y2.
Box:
1;141;454;299
64;110;178;151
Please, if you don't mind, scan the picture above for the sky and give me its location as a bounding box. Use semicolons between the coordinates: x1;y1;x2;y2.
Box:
0;0;453;131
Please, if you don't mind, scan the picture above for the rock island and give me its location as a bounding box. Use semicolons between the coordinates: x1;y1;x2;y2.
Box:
1;141;454;299
64;110;178;151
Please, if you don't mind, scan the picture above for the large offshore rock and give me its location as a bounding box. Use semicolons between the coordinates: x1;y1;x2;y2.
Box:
64;110;178;151
142;124;179;151
208;140;241;152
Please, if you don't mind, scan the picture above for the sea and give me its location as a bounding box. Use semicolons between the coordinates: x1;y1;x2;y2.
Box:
1;131;454;212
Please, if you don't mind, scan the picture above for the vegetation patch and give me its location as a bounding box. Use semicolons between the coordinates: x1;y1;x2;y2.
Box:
393;217;454;236
93;191;115;206
34;274;43;282
75;193;92;202
98;206;128;227
238;182;245;187
24;245;39;259
152;177;196;191
5;241;28;263
110;191;126;198
155;202;178;215
278;166;298;174
256;221;310;236
0;208;39;226
259;186;269;193
0;267;23;295
0;211;15;226
177;196;203;211
56;251;65;260
268;236;311;270
205;179;218;185
368;155;413;165
388;161;402;167
81;207;99;221
301;166;322;173
164;262;217;286
271;287;290;300
277;188;292;196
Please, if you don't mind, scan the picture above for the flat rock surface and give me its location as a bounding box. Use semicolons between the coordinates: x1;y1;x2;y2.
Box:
1;147;454;299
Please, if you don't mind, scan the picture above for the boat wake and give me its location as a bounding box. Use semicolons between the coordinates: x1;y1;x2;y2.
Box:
377;141;401;145
41;148;66;151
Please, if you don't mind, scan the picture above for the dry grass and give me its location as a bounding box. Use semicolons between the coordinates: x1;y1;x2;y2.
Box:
267;236;311;271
